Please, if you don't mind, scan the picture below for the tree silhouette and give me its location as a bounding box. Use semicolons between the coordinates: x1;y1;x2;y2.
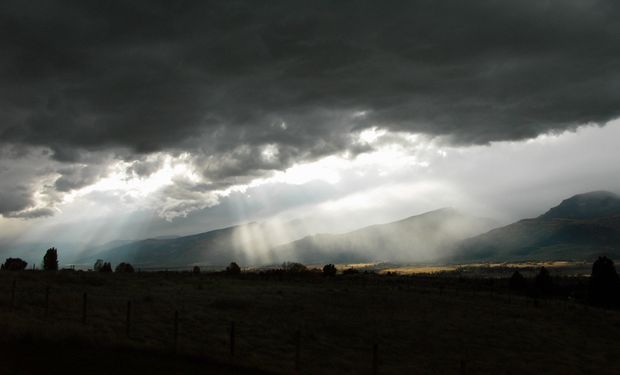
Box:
2;258;28;271
115;262;135;273
509;270;527;291
100;262;113;273
589;256;620;307
282;262;307;273
93;259;104;272
192;265;201;274
342;268;360;275
323;264;337;276
43;248;58;271
226;262;241;275
534;266;553;295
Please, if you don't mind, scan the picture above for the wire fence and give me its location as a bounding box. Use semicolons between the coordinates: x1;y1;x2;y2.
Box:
0;271;604;375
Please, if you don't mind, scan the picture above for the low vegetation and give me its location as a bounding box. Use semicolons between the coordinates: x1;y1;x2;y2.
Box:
1;250;620;374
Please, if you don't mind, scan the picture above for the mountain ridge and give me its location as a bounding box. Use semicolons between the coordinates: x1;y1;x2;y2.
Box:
274;207;494;264
453;190;620;262
78;190;620;267
80;207;493;267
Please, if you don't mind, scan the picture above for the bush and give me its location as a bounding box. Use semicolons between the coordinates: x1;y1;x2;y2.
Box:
226;262;241;275
589;256;620;307
115;262;135;273
1;258;28;271
342;268;359;275
323;264;337;276
192;265;201;274
509;270;528;291
100;262;113;273
93;259;104;272
43;248;58;271
282;262;307;273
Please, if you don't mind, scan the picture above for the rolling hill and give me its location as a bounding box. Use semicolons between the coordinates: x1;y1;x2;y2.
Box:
80;191;620;267
273;208;495;264
80;208;494;267
79;224;265;268
453;191;620;262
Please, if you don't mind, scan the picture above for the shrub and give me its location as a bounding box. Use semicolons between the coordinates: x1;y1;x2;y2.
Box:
282;262;307;273
115;262;135;273
43;248;59;271
589;256;620;307
93;259;104;272
1;258;28;271
509;270;528;291
226;262;241;275
100;262;113;273
322;264;337;276
342;268;359;275
192;265;201;274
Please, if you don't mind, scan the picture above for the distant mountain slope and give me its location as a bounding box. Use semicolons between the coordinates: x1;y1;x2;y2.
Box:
274;208;495;264
80;224;258;267
82;208;493;267
540;191;620;220
454;191;620;262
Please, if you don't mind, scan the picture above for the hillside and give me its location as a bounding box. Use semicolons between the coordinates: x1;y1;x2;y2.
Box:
80;224;263;267
274;208;494;264
454;191;620;262
82;208;493;267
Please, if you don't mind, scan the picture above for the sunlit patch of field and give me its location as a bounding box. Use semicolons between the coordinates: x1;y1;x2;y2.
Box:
378;265;458;274
466;261;586;269
365;261;593;276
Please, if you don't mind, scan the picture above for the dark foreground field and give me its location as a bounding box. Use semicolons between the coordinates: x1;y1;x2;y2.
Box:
0;270;619;374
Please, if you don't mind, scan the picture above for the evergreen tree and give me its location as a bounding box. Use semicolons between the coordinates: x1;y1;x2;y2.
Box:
100;262;113;273
93;259;104;272
226;262;241;275
323;264;337;276
534;266;553;295
43;248;58;271
589;256;620;307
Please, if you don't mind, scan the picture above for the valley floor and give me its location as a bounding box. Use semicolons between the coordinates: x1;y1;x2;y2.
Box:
0;270;618;374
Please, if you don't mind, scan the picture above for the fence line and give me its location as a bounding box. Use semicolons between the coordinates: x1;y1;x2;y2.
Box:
1;275;590;375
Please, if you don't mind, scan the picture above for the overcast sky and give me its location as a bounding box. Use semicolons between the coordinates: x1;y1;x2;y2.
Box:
1;1;620;250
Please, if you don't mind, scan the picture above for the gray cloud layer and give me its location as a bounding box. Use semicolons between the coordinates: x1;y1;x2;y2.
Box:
1;0;620;216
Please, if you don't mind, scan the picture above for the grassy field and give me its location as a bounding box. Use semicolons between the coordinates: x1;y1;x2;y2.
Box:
0;269;619;374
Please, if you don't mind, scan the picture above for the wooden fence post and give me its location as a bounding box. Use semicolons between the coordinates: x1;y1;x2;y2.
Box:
230;321;235;356
126;301;131;338
294;329;301;372
10;279;16;309
371;342;379;375
173;310;179;353
82;292;87;324
45;286;50;316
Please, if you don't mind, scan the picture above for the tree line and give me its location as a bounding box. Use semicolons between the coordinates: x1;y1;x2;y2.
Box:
2;249;620;307
0;247;135;273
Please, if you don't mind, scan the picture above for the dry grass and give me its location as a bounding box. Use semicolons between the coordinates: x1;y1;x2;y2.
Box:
0;270;619;374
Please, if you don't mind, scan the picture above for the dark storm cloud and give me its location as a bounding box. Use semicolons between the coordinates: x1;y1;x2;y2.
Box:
1;0;619;213
0;188;33;215
0;146;56;217
53;164;107;192
4;207;55;219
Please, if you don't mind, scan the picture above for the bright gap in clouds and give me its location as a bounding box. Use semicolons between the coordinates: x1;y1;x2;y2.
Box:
2;120;620;252
50;127;436;219
63;153;200;205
